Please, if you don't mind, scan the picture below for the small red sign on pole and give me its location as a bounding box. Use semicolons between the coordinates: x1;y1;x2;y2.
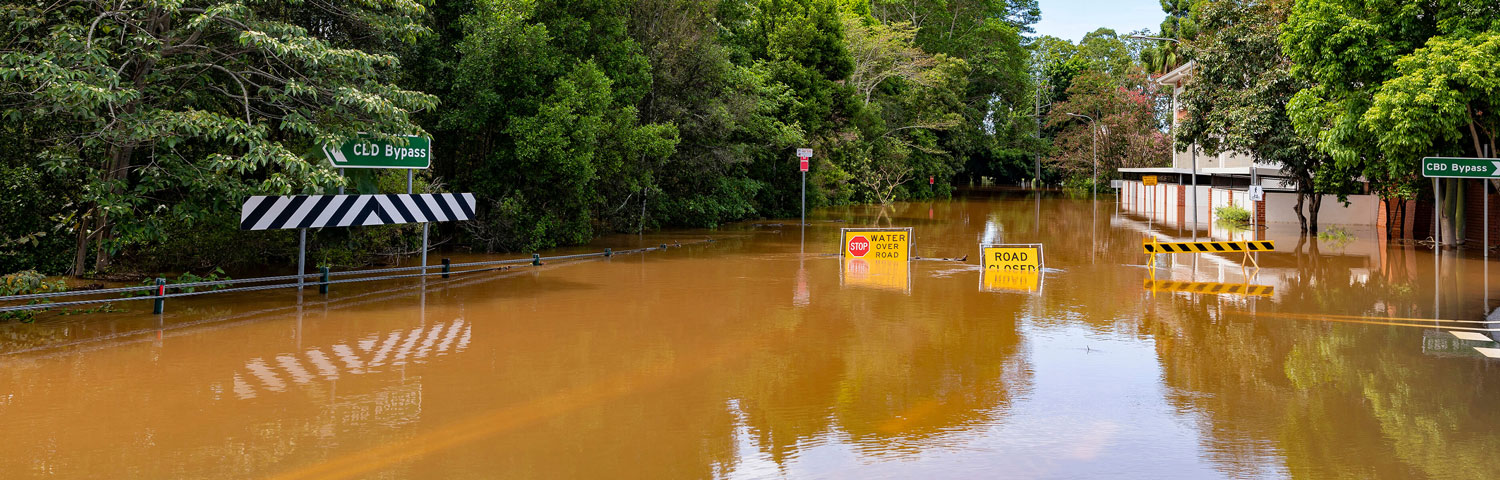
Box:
799;158;809;172
929;176;934;185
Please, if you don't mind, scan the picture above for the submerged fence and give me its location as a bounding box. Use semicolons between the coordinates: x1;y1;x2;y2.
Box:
0;241;705;315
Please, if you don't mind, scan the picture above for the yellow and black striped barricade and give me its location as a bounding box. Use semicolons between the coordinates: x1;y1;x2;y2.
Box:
1143;238;1274;269
1143;279;1274;297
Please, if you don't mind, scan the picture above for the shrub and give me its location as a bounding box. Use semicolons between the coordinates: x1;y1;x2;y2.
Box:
1215;205;1251;226
1;270;68;322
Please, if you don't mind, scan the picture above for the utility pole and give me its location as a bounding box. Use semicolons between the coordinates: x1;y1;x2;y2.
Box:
1065;112;1099;193
1035;75;1042;188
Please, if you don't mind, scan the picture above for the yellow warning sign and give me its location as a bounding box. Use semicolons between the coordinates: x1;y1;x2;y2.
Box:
981;244;1044;272
982;270;1042;293
841;228;912;261
841;258;911;292
1142;175;1158;186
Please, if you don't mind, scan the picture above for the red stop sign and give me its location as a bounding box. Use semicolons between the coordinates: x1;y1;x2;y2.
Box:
848;235;871;257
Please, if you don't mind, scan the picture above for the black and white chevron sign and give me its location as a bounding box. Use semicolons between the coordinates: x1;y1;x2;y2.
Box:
240;193;476;230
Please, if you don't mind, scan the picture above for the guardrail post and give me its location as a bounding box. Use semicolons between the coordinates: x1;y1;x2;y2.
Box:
319;267;330;294
604;248;612;257
532;254;542;266
152;278;166;314
441;258;451;278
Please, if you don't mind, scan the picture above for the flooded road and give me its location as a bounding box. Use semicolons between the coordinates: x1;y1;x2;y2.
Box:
3;191;1499;479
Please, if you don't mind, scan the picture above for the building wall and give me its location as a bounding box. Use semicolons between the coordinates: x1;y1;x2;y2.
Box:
1120;180;1379;228
1462;178;1500;246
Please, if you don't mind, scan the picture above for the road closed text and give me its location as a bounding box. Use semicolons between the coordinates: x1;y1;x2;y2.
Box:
982;245;1043;272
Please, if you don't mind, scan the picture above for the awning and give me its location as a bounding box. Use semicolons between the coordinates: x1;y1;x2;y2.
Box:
1200;166;1287;177
1117;167;1196;174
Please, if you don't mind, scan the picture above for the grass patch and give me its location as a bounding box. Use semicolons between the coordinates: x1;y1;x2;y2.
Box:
1318;226;1355;247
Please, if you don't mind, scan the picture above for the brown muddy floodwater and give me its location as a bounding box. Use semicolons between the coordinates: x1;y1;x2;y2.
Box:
3;191;1499;479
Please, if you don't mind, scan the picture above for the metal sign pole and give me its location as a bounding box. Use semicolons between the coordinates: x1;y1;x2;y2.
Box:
1434;177;1441;319
338;168;345;195
298;228;307;289
1192;147;1198;241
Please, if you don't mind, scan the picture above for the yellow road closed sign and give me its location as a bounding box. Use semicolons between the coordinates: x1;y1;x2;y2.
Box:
981;244;1044;272
842;228;912;261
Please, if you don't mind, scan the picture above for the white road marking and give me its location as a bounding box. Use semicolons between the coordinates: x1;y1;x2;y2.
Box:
1451;331;1493;342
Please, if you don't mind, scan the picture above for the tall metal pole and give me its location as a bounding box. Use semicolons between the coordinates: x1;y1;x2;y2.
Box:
1092;123;1098;196
298;228;306;289
1035;77;1042;188
338;168;345;195
1434;177;1441;318
801;169;806;254
1251;166;1259;239
1191;147;1198;241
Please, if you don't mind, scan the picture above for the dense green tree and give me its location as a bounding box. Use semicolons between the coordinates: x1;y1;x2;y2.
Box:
1177;0;1356;233
870;0;1036;188
628;0;801;229
0;0;436;275
1282;0;1500;245
424;0;679;251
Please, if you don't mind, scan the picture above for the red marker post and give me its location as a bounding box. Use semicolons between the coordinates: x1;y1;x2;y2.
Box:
797;148;812;242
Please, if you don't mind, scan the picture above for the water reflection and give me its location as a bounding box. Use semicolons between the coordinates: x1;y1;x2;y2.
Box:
232;319;471;400
0;191;1497;478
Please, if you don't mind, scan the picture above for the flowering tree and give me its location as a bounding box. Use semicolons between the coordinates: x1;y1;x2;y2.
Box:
1045;71;1170;187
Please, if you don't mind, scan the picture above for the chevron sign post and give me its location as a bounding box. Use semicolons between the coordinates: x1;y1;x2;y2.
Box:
240;194;475;230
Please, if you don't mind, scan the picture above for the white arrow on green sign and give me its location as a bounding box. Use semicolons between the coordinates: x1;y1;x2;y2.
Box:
1423;157;1500;179
323;134;431;169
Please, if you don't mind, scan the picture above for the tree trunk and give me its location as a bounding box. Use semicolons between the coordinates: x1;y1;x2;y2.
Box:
71;211;91;277
1441;178;1458;247
93;145;134;272
1308;193;1322;234
1396;199;1407;239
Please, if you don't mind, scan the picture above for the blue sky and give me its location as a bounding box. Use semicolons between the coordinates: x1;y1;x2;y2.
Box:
1033;0;1166;42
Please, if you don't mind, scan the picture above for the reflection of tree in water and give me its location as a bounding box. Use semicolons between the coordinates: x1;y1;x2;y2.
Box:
1145;238;1500;479
727;207;1034;470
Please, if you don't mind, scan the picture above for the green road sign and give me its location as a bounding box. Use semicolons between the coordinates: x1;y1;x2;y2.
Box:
323;134;431;169
1422;157;1500;178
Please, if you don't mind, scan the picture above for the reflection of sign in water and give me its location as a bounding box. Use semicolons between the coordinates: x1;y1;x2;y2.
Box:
982;269;1042;293
841;228;912;261
841;258;911;292
1142;279;1273;297
981;244;1044;272
232;319;472;400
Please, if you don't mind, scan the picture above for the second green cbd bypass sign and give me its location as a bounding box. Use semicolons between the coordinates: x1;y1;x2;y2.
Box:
323;134;431;169
1423;157;1500;179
